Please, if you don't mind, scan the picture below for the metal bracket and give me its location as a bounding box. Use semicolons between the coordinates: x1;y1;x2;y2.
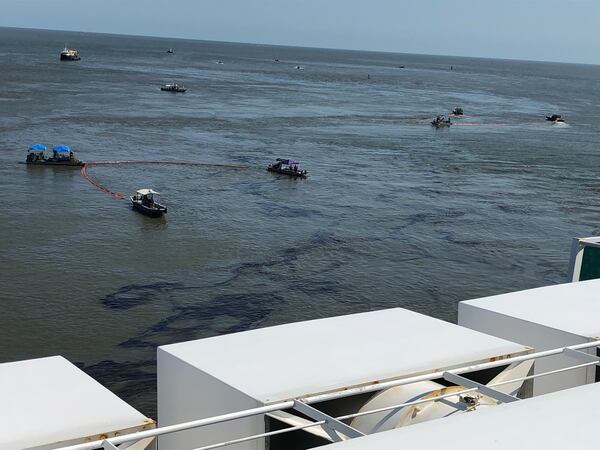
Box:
443;372;520;404
293;400;365;442
563;347;600;364
102;441;119;450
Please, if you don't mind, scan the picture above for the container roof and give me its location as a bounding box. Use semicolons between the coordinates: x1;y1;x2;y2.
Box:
461;279;600;337
0;356;152;450
159;308;530;404
317;380;600;449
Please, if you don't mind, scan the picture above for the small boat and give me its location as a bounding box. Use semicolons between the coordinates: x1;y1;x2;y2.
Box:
130;189;167;217
546;114;564;123
216;60;224;64
267;159;307;178
431;116;452;128
294;65;304;70
161;83;186;93
451;107;464;116
25;144;83;166
167;48;174;53
60;46;80;61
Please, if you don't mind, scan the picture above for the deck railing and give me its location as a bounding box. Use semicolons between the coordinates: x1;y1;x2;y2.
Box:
55;340;600;450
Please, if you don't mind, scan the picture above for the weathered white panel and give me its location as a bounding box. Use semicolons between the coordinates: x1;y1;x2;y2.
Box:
157;348;262;450
159;308;530;404
0;356;152;450
459;302;591;395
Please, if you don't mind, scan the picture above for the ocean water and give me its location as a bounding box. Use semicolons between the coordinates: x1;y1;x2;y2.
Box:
2;27;600;416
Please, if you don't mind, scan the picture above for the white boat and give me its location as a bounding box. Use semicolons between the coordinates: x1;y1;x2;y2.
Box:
60;45;80;61
161;83;186;92
130;189;167;217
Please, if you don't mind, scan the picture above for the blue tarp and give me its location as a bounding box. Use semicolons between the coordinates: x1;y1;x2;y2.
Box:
29;143;47;151
276;158;299;165
53;145;71;152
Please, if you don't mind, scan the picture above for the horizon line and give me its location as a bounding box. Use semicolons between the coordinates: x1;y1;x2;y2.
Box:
1;24;599;68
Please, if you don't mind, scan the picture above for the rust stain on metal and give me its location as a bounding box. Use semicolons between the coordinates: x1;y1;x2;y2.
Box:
489;353;512;362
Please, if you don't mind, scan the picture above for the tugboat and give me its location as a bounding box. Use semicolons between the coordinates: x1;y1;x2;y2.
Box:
161;83;187;93
267;159;307;178
60;46;80;61
431;115;452;128
130;189;168;218
25;144;83;166
546;114;565;123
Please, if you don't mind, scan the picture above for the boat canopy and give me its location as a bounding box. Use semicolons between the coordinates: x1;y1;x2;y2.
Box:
276;159;299;165
53;145;71;152
29;144;47;151
136;189;160;196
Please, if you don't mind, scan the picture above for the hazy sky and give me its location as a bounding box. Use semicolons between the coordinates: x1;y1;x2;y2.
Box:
2;0;599;64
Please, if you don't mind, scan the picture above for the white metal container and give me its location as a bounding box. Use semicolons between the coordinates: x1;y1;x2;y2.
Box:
459;279;600;395
0;356;154;450
316;379;600;450
157;308;530;450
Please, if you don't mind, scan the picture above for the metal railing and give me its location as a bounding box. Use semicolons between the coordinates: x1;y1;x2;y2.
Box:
56;340;600;450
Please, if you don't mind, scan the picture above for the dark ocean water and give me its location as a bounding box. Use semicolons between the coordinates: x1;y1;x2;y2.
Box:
2;27;600;417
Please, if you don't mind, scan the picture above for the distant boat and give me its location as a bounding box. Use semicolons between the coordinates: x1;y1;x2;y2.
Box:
451;107;464;116
294;65;304;70
267;158;307;178
131;189;167;217
216;60;224;64
161;83;186;93
60;46;80;61
546;114;564;123
431;116;452;128
167;48;174;54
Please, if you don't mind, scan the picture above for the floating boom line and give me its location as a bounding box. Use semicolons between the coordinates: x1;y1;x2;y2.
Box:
81;160;248;199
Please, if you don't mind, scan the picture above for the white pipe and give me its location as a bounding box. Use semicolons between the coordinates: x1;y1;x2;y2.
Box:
300;340;600;404
490;360;599;388
191;420;327;450
336;387;478;421
56;401;294;450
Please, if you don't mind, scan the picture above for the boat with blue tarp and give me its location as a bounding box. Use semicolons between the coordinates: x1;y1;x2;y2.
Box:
267;158;307;178
25;144;83;166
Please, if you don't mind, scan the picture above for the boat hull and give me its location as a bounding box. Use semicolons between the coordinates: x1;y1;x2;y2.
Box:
25;160;83;167
60;54;80;61
267;167;307;178
161;88;186;93
131;199;167;218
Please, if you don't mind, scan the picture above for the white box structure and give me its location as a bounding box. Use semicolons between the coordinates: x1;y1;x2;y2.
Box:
316;379;600;450
459;279;600;396
157;308;530;450
0;356;154;450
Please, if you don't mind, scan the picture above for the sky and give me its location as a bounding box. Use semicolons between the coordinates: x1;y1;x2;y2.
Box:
1;0;599;64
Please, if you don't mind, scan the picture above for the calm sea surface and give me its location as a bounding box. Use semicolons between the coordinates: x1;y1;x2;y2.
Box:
2;27;600;416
